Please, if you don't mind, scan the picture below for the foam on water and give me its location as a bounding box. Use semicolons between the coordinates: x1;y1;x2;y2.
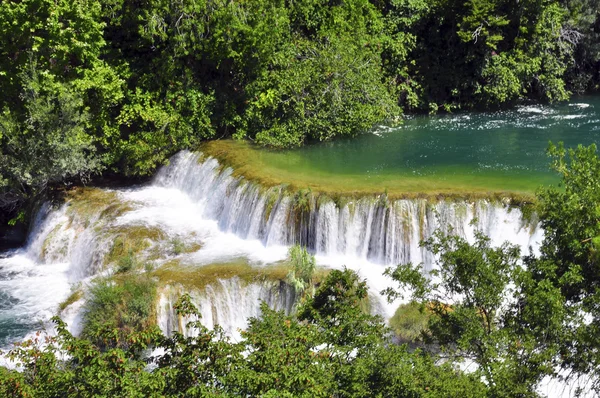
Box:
569;103;591;109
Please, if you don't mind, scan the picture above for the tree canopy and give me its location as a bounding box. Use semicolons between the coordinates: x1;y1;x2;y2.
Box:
1;0;598;224
0;270;487;397
385;143;600;395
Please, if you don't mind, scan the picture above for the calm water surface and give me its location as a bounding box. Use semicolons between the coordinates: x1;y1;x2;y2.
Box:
256;97;600;192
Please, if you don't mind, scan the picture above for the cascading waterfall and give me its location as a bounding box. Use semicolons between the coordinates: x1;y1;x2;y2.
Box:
0;201;103;346
155;150;542;270
0;149;543;347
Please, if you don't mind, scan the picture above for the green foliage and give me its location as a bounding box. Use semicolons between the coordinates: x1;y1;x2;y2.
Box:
151;294;240;396
286;244;316;299
82;274;157;350
387;0;573;110
114;86;215;176
3;318;163;398
0;269;488;397
383;143;600;393
58;287;83;312
0;64;103;205
241;36;401;148
389;302;431;344
384;230;554;395
0;0;116;218
0;0;595;223
526;142;600;391
562;0;600;92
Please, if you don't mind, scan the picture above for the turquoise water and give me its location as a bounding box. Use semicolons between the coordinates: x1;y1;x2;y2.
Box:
254;97;600;193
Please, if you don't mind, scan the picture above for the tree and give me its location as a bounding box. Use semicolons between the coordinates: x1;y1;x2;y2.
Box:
0;270;488;397
0;63;103;214
526;143;600;392
0;0;121;223
561;0;600;93
241;36;400;148
152;294;240;396
384;143;600;394
384;0;574;111
384;230;558;395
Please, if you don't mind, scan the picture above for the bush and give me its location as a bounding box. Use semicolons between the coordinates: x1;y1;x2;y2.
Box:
82;274;156;350
389;302;430;344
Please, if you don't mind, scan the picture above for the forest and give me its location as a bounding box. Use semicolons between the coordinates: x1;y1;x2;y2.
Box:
1;0;599;225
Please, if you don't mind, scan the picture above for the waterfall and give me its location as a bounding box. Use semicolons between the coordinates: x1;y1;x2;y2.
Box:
0;149;543;347
155;151;542;269
157;278;297;339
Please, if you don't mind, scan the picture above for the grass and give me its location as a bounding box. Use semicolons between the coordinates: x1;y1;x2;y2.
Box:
201;140;538;202
58;288;83;312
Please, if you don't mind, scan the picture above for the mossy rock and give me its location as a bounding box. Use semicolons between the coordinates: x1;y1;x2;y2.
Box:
66;187;133;221
40;223;67;261
58;288;83;312
169;236;203;256
153;259;330;292
104;225;167;267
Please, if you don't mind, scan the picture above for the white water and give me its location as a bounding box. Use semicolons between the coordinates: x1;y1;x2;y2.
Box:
157;278;296;340
155;151;542;267
0;202;100;347
0;150;542;346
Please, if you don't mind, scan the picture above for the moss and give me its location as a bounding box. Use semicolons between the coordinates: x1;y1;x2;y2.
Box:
66;187;133;221
390;302;431;344
377;193;390;210
170;237;203;255
397;203;413;241
454;201;468;220
316;193;333;208
40;223;64;261
58;288;83;312
153;259;330;292
330;194;351;211
417;200;428;241
293;188;313;213
263;188;281;222
154;261;286;290
359;294;373;314
200;140;537;202
104;225;166;266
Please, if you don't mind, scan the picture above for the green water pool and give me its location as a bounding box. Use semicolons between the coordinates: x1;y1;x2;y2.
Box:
205;97;600;197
